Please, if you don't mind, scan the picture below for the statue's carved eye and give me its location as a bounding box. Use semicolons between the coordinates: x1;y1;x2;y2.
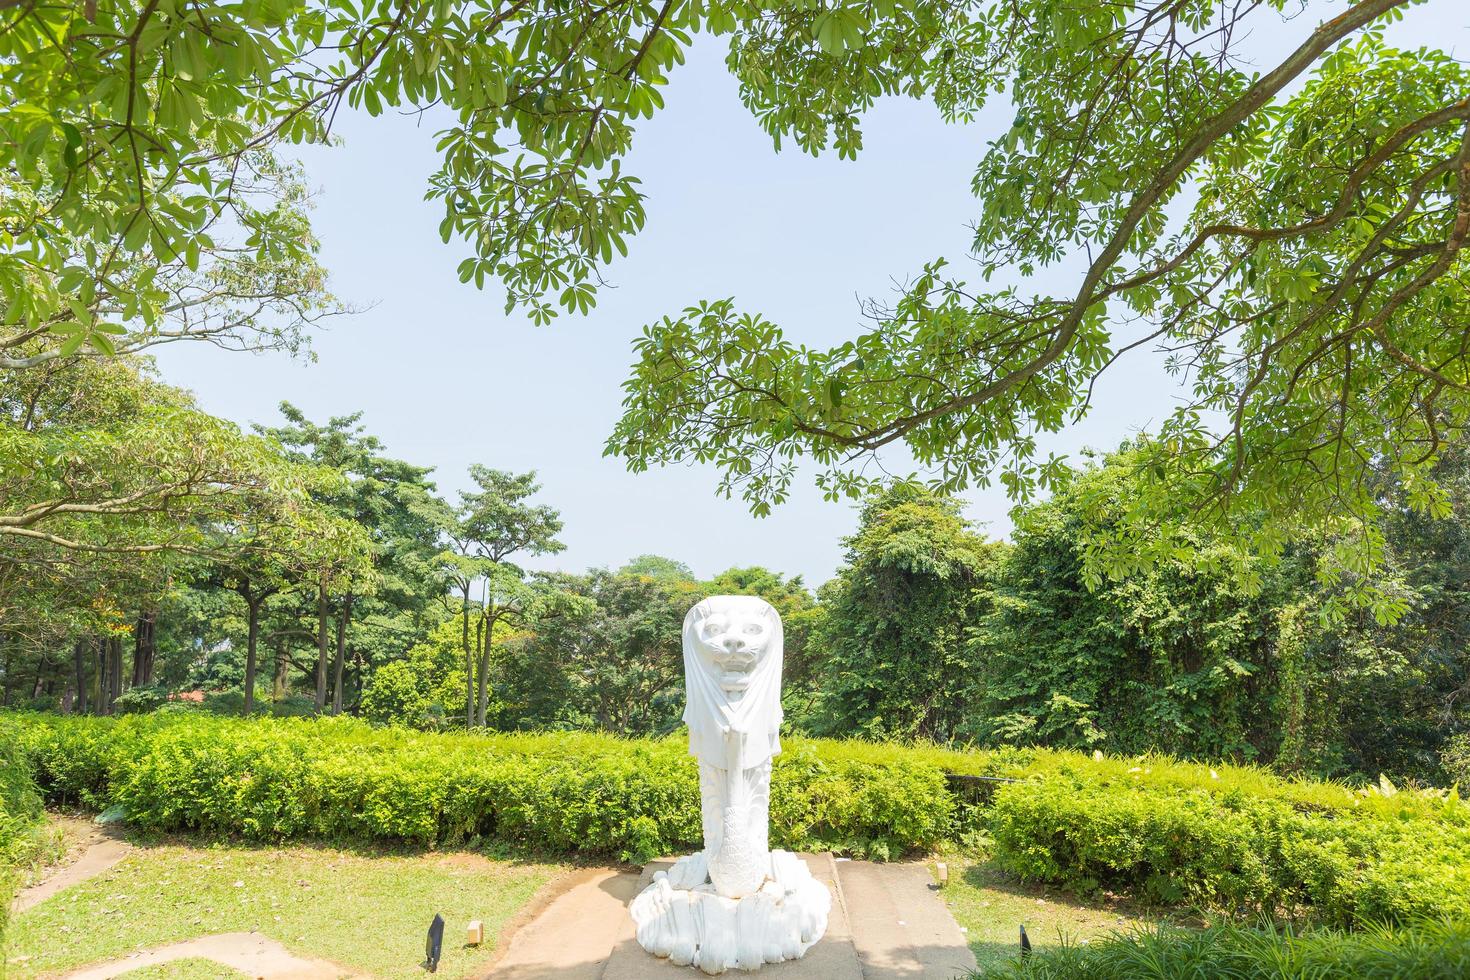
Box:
742;623;762;635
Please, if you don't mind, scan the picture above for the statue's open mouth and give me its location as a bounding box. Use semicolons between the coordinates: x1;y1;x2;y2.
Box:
721;671;752;691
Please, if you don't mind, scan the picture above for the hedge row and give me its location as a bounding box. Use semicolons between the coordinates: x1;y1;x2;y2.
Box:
970;919;1470;979
7;713;1469;927
6;714;950;862
990;774;1470;928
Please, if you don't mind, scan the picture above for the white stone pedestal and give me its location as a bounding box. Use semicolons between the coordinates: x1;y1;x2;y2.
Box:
630;850;832;975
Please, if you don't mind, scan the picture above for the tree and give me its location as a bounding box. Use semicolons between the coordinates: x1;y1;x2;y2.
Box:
975;446;1298;758
14;1;1459;609
360;621;466;729
620;555;696;582
441;468;564;727
594;1;1468;617
811;485;1000;741
505;568;702;734
0;355;337;713
0;357;319;557
205;487;363;715
259;404;448;713
971;442;1470;781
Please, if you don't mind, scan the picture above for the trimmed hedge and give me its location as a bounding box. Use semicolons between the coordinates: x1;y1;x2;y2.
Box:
6;713;1469;928
987;771;1470;928
970;919;1470;979
6;714;950;862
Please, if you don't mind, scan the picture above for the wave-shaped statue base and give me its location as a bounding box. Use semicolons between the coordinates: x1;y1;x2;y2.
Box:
631;850;831;975
630;596;831;973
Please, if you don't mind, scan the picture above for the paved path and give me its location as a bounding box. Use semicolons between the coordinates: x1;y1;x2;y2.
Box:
60;933;342;979
484;855;975;979
837;860;977;979
12;822;132;916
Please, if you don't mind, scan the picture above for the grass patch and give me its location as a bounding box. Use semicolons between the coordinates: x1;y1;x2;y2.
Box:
941;857;1170;972
6;834;561;979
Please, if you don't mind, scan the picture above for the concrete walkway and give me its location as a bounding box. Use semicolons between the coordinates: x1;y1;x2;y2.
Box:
12;823;132;915
485;855;975;979
60;933;342;979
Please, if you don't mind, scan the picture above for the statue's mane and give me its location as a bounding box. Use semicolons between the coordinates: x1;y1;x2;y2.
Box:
681;595;784;770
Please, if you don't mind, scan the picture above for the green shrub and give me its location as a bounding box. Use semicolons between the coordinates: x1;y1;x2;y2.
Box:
6;712;1468;925
0;719;45;930
112;684;167;715
1443;734;1470;787
8;714;951;863
970;918;1470;979
988;773;1470;927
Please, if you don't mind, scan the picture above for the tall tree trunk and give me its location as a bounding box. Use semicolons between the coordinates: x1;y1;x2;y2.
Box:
73;638;88;715
332;594;352;715
272;637;289;701
352;647;365;710
461;583;473;728
109;636;123;708
476;608;496;728
131;611;157;687
1;636;15;708
99;636;122;713
315;579;329;712
94;636;106;716
473;614;486;727
243;595;262;716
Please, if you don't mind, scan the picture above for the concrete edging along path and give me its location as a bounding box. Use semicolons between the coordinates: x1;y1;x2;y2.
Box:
485;855;976;979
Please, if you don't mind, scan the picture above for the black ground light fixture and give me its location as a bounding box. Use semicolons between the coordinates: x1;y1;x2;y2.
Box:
426;913;445;972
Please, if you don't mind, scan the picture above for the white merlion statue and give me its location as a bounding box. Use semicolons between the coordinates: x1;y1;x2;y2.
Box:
629;596;831;974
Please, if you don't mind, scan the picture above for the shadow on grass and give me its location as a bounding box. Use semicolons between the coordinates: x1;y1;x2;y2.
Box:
70;811;617;872
948;858;1193;973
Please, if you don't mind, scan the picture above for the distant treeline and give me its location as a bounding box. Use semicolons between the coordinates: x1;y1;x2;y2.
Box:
5;353;1467;785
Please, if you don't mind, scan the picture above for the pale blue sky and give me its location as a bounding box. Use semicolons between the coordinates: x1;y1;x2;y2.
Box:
154;3;1465;586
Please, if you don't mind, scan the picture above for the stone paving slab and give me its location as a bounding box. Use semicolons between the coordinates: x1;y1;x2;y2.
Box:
487;868;646;979
837;860;976;979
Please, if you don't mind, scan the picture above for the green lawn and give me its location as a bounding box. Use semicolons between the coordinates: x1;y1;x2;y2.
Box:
939;857;1172;972
7;829;562;979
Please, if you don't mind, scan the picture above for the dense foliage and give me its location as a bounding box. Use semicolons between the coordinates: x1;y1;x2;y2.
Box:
4;0;1468;792
970;445;1470;782
604;1;1470;624
8;713;951;863
0;734;43;928
4;0;1464;614
810;485;1000;741
970;919;1470;980
9;712;1468;928
10;429;1470;788
989;774;1470;928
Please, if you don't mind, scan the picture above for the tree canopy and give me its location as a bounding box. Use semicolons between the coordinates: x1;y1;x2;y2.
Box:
6;0;1464;611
